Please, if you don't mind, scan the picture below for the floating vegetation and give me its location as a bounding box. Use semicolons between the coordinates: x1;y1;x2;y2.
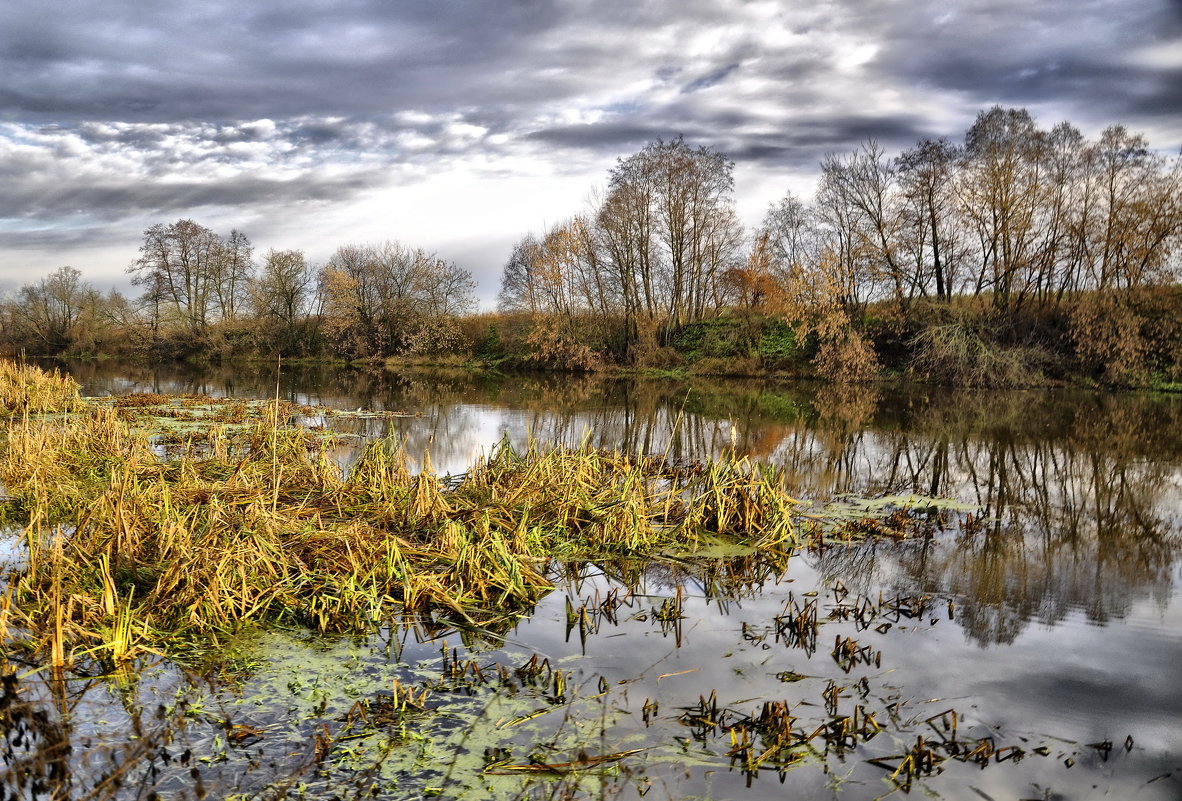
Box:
801;493;979;541
2;361;1164;801
0;362;810;670
87;391;416;454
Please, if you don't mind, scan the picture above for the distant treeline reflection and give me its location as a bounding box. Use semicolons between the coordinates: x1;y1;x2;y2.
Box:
60;360;1181;646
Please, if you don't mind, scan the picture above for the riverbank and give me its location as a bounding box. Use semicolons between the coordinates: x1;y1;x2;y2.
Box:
464;286;1182;390
17;284;1180;392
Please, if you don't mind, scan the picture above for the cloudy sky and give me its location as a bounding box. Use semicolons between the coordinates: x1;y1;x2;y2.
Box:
1;0;1180;306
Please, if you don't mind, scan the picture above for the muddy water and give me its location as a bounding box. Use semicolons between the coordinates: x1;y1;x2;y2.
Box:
36;360;1182;799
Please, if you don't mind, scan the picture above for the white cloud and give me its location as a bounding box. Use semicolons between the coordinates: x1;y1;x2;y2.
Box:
0;0;1178;299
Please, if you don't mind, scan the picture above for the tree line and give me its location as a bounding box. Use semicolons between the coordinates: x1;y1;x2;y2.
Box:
2;104;1180;382
0;223;476;360
498;106;1182;379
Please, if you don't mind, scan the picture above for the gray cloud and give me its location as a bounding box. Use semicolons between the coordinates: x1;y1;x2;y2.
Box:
0;0;1179;296
870;0;1182;121
682;62;743;94
0;172;381;222
0;225;119;252
724;115;936;166
525;122;685;151
3;1;1178;132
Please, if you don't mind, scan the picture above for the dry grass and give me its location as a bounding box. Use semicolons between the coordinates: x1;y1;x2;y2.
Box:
0;361;802;670
0;361;81;417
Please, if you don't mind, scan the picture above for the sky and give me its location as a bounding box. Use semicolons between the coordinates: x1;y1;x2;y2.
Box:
1;0;1180;307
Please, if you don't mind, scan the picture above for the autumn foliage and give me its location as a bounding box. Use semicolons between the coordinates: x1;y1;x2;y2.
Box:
1;107;1180;385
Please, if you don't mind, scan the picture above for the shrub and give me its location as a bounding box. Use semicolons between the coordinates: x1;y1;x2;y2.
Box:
907;322;1052;387
812;327;880;384
522;317;601;371
1068;287;1182;384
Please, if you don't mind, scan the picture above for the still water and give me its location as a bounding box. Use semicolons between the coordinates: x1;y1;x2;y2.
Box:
36;361;1182;799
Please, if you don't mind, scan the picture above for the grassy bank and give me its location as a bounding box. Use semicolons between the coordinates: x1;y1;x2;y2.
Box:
457;286;1182;388
0;362;806;672
9;281;1181;391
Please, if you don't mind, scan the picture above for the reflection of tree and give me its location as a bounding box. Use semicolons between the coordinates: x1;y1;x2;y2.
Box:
58;360;1182;647
809;390;1181;646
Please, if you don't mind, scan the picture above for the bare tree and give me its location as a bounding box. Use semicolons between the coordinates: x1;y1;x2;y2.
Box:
10;266;88;353
606;137;741;327
319;241;475;358
815;152;877;315
1084;125;1182;290
957;106;1048;310
498;234;543;314
248;249;319;353
589;137;743;359
128;219;249;334
897;138;962;302
212;229;254;321
597;163;661;333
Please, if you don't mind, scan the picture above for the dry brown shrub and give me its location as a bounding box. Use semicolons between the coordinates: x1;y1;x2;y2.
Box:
406;316;467;356
624;316;672;366
1069;292;1151;383
812;327;879;384
522;316;601;371
908;323;1050;387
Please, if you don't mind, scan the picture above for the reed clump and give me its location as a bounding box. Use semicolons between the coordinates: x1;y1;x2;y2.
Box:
0;361;81;417
0;363;804;668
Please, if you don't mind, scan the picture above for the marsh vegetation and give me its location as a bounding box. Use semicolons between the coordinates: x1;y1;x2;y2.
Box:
1;360;1180;800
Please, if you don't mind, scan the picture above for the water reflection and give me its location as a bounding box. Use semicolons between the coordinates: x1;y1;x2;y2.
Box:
58;360;1182;650
800;389;1182;646
10;359;1182;798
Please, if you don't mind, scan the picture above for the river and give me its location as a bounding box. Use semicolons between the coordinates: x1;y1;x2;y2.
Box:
25;359;1182;800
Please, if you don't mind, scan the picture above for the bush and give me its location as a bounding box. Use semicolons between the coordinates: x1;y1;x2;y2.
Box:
1069;287;1182;384
812;327;879;384
522;317;601;371
907;322;1053;387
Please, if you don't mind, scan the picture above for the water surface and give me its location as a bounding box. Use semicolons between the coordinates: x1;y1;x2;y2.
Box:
27;360;1182;800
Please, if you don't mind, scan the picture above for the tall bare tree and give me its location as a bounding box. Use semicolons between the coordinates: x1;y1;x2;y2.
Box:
897;138;962;302
957;106;1048;310
319;241;475;358
212;229;254;322
594;137;743;356
127;219;253;334
498;234;543;314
